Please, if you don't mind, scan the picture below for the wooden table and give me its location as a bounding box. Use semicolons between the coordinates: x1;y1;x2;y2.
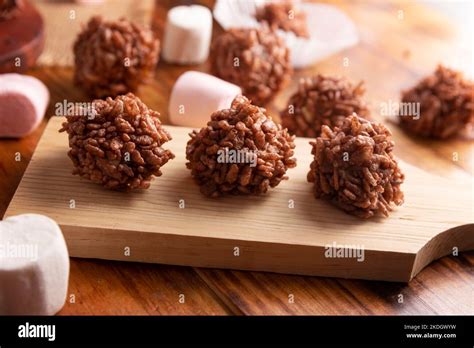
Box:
0;0;472;315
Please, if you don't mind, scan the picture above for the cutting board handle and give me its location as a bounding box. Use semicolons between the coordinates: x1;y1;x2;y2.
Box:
412;224;474;279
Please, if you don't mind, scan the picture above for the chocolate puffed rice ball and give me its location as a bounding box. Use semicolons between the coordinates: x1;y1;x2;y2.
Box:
281;74;370;137
307;114;404;218
73;16;160;98
59;93;174;191
256;0;309;38
186;95;297;197
399;65;474;139
210;25;292;106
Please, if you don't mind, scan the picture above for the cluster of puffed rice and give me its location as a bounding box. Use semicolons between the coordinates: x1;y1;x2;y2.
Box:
307;115;405;218
60;93;174;191
255;0;309;38
210;25;292;106
64;11;472;219
399;65;473;139
73;16;160;98
281;74;370;138
185;95;297;197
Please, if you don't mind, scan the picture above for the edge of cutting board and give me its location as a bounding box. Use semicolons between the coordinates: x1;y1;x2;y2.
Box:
59;223;473;282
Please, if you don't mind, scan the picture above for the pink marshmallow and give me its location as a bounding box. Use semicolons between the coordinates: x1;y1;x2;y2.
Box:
0;74;49;138
169;71;241;128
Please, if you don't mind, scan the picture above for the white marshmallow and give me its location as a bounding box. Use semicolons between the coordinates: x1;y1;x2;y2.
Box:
0;73;50;138
0;214;69;315
169;71;242;128
162;5;213;65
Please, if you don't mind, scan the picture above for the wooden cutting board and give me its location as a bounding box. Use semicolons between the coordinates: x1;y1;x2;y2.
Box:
5;117;474;282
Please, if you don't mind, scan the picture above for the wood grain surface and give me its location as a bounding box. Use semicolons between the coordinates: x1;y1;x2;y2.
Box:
0;0;473;314
5;118;473;282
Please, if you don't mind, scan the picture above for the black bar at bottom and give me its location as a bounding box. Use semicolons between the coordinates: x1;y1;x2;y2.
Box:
0;316;472;346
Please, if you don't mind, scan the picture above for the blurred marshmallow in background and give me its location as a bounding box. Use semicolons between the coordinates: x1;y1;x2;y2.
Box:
162;5;213;65
0;214;69;315
0;73;49;138
169;71;241;128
